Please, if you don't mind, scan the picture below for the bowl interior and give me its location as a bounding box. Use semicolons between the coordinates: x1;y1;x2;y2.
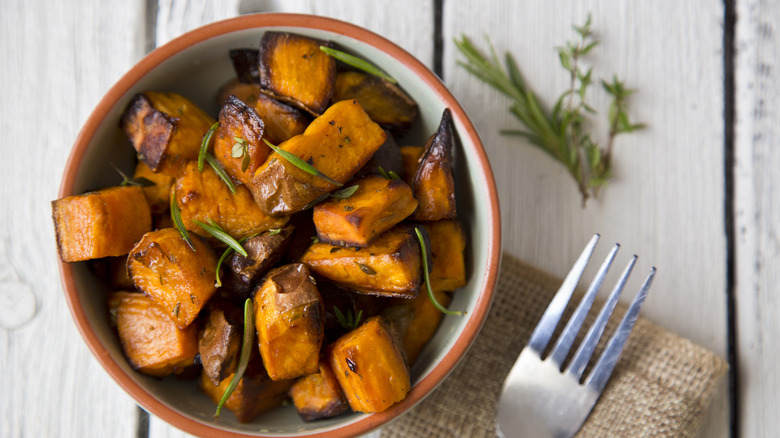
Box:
63;15;499;437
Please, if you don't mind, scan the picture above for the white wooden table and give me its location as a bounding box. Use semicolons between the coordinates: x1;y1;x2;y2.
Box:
2;0;776;436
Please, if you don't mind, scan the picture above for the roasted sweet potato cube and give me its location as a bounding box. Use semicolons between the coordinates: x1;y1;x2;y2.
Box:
132;161;174;214
301;224;424;298
333;71;418;131
386;290;452;365
217;80;310;145
221;225;295;299
259;32;336;115
109;292;198;376
422;220;467;292
213;95;269;186
254;263;324;380
52;186;151;262
199;304;241;386
313;176;418;247
127;228;218;329
174;162;289;243
249;100;387;216
399;145;424;184
229;48;261;84
412;109;457;220
121;92;215;176
289;359;349;421
200;359;292;423
328;316;410;413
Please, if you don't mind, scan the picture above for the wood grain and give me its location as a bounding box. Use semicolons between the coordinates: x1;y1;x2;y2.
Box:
735;0;780;436
0;0;146;436
442;1;729;437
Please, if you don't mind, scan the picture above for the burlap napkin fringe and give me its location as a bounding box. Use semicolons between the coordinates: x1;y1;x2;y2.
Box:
380;254;727;437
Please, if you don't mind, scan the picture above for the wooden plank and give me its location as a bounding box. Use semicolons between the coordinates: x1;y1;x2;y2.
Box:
442;1;729;437
734;0;780;436
0;0;146;437
146;1;433;436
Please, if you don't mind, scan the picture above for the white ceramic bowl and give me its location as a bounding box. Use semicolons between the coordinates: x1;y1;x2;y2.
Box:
58;13;501;437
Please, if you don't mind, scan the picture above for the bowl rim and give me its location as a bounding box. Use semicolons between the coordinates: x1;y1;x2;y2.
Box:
57;12;501;438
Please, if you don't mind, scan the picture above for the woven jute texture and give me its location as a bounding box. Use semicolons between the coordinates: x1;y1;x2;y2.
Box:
380;254;728;437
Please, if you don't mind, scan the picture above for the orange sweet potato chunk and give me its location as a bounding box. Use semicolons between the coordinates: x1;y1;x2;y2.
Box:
301;224;424;298
109;292;198;377
289;359;349;421
259;32;336;115
213;95;269;187
254;263;324;381
132;161;174;215
328;316;410;413
422;220;467;292
400;289;452;365
399;145;423;185
313;175;418;247
127;228;217;329
52;186;151;262
412;109;457;221
249;99;386;216
333;71;418;131
120;92;215;177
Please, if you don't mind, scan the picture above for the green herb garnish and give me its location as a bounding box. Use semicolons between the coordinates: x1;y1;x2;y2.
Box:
194;220;248;257
333;306;363;330
204;152;237;193
319;46;397;84
231;137;251;172
356;263;376;275
215;298;254;419
331;185;359;199
214;234;256;287
377;166;400;180
414;227;464;316
111;163;155;188
268;228;282;236
455;15;643;206
263;139;343;187
170;187;196;251
198;122;219;172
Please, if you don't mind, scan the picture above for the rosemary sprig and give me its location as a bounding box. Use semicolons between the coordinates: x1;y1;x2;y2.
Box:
198;122;219;172
214;233;256;287
204;152;237;193
333;306;363;331
330;185;359;199
111;163;155;188
319;46;397;84
414;227;464;316
170;187;195;251
215;298;254;419
455;15;643;206
193;220;248;257
262;138;343;187
377;166;400;180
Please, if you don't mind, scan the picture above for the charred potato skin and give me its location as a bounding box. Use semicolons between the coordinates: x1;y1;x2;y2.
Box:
333;71;418;132
198;304;241;386
249;100;387;216
328;315;411;413
174;162;289;243
412;109;457;221
258;32;337;115
313;176;418;247
221;225;295;299
52;186;152;262
109;292;198;377
121;92;215;176
216;80;310;145
289;359;349;422
254;263;324;381
127;228;218;329
229;48;260;84
353;132;403;179
213;95;269;186
301;224;425;298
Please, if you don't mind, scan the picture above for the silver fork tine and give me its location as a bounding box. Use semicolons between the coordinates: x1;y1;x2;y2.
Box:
548;244;620;367
586;267;656;392
567;256;637;380
527;234;600;354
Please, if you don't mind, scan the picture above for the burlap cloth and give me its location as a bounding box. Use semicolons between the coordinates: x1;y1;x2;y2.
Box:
380;254;728;437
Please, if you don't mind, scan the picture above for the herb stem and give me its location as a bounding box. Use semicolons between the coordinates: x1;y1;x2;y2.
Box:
414;227;464;316
215;298;254;419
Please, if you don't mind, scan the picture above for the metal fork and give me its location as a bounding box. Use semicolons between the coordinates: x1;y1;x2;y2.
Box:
496;234;656;438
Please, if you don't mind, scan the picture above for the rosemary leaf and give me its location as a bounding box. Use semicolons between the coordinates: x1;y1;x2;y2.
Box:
194;220;248;257
170;187;196;251
262;138;343;187
198;122;219;172
204;152;237;193
414;227;465;316
215;298;254;419
331;185;359;199
111;163;155;188
319;46;397;84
